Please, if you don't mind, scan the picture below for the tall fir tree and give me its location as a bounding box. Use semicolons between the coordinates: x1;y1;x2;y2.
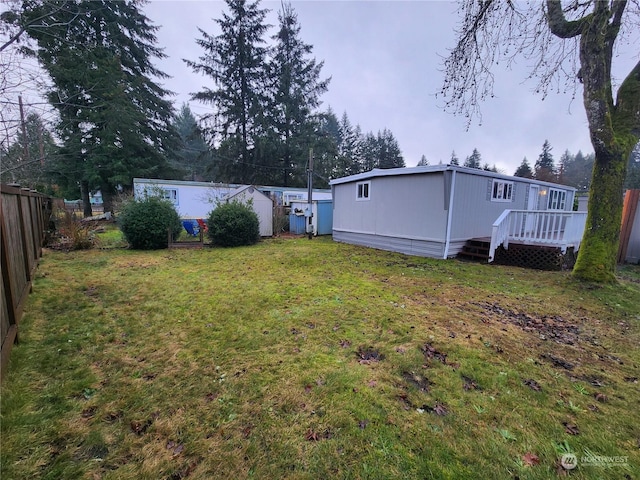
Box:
450;151;459;166
267;1;329;187
463;148;482;169
311;108;340;188
514;157;533;178
534;140;556;183
0;112;57;190
21;0;179;215
376;129;404;169
417;155;429;166
172;103;210;181
187;0;270;184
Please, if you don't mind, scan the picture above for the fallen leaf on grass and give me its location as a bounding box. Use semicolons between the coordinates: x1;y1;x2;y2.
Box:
462;375;481;391
305;428;333;441
421;343;447;364
166;440;185;456
205;392;219;402
523;379;542;391
522;452;540;466
367;379;377;388
358;420;369;430
241;425;253;439
563;422;580;435
593;392;608;403
420;403;448;416
339;339;351;348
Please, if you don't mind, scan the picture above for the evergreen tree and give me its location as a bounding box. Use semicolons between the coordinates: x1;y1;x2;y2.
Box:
534;140;556;182
376;128;404;169
514;157;533;178
172;103;210;181
417;155;429;166
450;151;459;166
187;0;270;184
333;112;362;178
267;1;330;186
21;0;179;215
311;108;340;186
0;112;57;191
463;148;481;169
360;132;379;173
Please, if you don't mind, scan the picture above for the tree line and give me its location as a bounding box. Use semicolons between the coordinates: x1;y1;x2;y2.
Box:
1;0;405;215
513;139;640;191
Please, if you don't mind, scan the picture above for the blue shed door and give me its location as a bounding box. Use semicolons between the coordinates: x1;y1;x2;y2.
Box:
317;201;333;235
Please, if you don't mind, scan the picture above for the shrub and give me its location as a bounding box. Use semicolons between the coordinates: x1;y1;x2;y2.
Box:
207;201;260;247
51;210;96;250
119;196;182;250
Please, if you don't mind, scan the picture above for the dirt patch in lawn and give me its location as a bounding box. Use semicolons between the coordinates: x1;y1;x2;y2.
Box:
471;301;581;345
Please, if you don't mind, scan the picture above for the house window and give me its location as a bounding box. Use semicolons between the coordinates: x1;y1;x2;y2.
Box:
547;188;566;210
356;181;370;201
491;180;513;202
161;188;178;204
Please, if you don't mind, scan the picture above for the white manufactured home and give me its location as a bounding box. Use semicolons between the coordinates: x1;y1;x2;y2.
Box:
133;178;275;237
330;165;586;261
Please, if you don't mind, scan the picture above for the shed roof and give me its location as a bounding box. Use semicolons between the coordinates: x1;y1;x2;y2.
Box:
225;185;273;203
329;165;577;191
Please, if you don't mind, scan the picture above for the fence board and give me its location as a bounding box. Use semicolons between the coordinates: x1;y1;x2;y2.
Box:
0;184;52;382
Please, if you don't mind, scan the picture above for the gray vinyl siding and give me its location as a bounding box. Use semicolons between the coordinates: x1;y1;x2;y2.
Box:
333;230;445;258
331;165;577;260
332;173;447;242
449;173;527;241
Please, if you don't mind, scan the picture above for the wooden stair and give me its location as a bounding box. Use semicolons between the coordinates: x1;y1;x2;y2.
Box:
457;239;490;262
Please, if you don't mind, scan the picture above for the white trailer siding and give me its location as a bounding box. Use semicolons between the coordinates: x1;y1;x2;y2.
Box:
133;179;232;218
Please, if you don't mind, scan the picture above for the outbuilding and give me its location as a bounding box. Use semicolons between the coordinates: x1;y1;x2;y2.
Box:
224;185;274;237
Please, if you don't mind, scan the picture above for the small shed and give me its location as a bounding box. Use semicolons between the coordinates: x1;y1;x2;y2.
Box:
330;165;578;259
225;185;274;237
289;199;333;235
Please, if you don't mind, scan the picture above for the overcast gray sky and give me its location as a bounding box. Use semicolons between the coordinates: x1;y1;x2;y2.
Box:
143;0;639;173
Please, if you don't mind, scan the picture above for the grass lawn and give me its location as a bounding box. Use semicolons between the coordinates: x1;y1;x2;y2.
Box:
1;236;639;479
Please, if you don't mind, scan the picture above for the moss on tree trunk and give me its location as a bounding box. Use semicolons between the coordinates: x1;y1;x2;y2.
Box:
572;152;625;282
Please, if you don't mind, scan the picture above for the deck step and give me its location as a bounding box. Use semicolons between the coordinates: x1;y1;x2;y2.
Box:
457;239;490;262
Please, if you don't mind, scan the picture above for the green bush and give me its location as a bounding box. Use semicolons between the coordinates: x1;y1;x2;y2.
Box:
119;196;182;250
207;201;260;247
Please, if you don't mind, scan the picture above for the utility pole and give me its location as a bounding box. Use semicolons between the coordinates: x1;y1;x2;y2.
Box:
18;95;29;164
307;148;314;239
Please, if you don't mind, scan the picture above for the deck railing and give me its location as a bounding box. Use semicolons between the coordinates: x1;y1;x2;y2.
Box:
489;210;587;262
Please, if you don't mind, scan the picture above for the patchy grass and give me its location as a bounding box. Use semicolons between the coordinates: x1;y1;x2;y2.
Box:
2;238;639;479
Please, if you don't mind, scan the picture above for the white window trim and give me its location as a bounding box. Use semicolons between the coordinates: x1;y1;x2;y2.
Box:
162;188;179;205
491;179;513;202
547;188;566;210
356;181;371;201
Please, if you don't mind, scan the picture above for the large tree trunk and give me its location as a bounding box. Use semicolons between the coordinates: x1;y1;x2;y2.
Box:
572;151;625;282
80;180;93;218
570;4;639;282
101;182;114;215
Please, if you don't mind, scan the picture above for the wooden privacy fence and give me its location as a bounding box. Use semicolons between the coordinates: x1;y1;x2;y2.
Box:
1;183;53;382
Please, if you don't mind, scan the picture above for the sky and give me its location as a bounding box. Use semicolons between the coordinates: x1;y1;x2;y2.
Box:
12;1;636;175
